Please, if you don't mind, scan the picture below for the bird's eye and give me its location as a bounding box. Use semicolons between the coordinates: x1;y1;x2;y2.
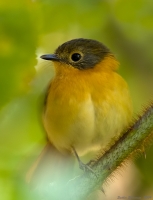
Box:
71;53;82;62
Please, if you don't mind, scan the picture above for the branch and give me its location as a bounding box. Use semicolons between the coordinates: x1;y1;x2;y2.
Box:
42;102;153;200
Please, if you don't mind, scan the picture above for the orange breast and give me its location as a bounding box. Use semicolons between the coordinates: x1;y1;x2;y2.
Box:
43;55;132;155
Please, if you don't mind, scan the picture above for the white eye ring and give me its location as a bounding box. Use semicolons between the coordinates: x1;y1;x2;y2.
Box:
70;52;83;62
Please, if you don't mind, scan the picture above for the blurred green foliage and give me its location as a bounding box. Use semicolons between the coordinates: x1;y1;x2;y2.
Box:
0;0;153;199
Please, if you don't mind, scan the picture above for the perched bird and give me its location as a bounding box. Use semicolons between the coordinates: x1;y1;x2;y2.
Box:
27;38;132;189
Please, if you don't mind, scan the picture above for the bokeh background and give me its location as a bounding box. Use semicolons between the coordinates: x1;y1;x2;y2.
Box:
0;0;153;199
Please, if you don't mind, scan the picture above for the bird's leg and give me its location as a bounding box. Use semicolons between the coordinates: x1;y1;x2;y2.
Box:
71;147;96;175
86;159;96;167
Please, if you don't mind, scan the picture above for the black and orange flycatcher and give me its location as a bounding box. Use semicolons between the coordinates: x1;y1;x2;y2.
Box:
27;38;132;187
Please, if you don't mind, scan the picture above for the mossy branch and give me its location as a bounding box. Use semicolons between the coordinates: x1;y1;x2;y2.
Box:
44;103;153;200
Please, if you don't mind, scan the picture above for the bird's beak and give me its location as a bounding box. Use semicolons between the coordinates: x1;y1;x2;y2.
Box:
40;54;59;61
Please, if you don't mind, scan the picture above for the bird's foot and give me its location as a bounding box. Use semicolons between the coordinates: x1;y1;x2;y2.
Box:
72;147;97;177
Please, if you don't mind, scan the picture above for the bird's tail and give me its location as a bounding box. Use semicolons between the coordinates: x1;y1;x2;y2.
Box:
26;143;75;193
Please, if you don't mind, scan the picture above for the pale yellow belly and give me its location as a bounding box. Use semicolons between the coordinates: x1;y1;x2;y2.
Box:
43;93;131;156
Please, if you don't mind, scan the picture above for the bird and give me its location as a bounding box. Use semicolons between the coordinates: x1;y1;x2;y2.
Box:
27;38;132;190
